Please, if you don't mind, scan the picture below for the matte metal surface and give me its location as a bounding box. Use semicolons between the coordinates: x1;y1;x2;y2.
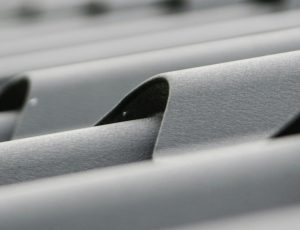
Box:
0;9;300;79
12;27;300;138
100;51;300;155
0;116;160;185
0;3;274;57
0;135;299;229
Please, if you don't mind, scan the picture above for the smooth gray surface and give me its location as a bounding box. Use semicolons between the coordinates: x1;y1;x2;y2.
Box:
0;116;160;185
1;0;262;39
0;0;260;14
0;135;299;229
0;0;177;26
170;205;300;230
13;27;300;139
0;9;300;79
0;6;162;41
0;3;274;57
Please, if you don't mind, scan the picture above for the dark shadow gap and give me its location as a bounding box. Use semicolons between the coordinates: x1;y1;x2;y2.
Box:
273;113;300;138
98;77;169;125
0;78;29;112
